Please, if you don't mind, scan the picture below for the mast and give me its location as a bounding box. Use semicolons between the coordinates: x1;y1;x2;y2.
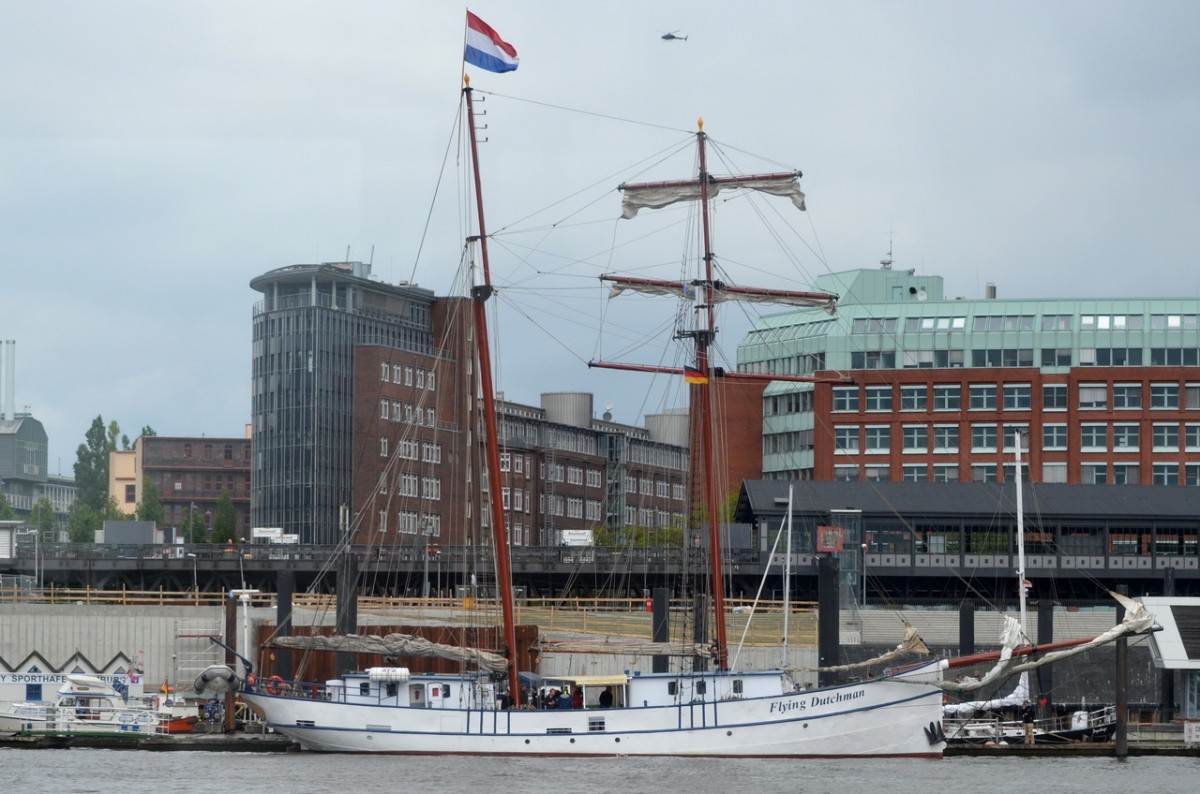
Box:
1015;435;1027;636
693;121;729;670
596;122;840;672
464;77;522;703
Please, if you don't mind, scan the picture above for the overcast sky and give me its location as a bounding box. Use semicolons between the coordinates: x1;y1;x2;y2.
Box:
3;1;1199;475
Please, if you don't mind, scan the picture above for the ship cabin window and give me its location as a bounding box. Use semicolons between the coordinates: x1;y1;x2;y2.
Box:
385;683;398;698
668;681;677;696
732;679;743;695
696;680;707;695
410;685;425;706
359;682;370;696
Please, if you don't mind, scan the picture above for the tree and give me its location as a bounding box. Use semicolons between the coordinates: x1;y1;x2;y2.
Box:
30;496;57;542
0;493;15;520
213;488;237;543
135;478;164;525
73;416;110;512
180;507;208;544
68;501;100;543
141;425;157;438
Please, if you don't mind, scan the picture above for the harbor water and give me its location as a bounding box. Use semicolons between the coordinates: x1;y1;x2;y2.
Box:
1;750;1197;794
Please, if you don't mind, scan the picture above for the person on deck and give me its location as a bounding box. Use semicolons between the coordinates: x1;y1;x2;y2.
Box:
1021;700;1036;745
598;686;614;708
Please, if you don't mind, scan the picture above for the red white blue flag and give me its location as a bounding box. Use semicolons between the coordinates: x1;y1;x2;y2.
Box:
464;11;519;73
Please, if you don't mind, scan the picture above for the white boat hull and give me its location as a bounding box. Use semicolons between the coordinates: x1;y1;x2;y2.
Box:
243;673;945;757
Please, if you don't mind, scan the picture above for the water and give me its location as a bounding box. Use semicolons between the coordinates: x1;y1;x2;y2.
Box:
1;751;1198;794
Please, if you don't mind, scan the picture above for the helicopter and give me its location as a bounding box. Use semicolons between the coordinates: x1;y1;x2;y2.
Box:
660;31;688;41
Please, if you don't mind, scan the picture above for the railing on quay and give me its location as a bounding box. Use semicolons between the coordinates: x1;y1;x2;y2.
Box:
0;587;818;646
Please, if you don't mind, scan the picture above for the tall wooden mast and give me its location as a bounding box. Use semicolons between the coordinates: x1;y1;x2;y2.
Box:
592;120;839;672
464;77;521;703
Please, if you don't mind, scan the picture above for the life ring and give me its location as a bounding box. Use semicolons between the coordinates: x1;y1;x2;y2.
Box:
266;675;284;696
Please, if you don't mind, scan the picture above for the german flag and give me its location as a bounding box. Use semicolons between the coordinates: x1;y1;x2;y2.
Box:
683;365;709;384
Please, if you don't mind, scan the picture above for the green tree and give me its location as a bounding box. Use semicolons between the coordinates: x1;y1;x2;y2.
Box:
68;501;100;543
213;488;237;543
73;416;110;512
30;496;57;542
135;478;165;525
0;493;15;520
140;425;157;438
180;506;208;544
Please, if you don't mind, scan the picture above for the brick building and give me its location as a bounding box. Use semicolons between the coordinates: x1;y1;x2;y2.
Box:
739;266;1200;486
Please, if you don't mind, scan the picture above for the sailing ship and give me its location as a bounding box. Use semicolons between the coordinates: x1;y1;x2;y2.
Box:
237;18;1155;757
236;56;956;755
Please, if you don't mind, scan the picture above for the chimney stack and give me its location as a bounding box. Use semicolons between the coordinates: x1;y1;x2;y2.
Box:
985;283;997;300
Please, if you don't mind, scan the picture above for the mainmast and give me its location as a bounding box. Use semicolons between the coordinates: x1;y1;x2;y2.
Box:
464;77;522;703
594;121;839;672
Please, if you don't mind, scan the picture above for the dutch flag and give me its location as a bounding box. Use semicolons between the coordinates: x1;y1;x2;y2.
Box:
464;11;519;73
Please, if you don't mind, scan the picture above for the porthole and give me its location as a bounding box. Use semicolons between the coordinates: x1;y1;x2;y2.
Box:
570;738;575;743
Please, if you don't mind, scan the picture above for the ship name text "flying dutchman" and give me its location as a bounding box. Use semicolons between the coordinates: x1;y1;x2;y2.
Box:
769;688;866;714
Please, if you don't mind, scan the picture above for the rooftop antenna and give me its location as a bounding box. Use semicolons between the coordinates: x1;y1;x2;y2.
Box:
880;231;893;270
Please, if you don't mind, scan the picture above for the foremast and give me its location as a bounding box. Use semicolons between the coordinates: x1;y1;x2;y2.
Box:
464;76;521;703
592;120;838;671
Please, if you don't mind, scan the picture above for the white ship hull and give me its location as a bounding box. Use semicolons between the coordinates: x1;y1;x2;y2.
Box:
242;666;945;758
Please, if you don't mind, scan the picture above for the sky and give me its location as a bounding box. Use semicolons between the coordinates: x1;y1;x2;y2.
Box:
3;1;1199;475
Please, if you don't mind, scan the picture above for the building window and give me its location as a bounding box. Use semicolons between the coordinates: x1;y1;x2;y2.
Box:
969;384;996;410
393;364;402;382
864;426;890;454
415;369;425;389
1080;423;1107;452
900;385;927;411
1113;423;1140;451
1041;462;1067;483
1002;424;1028;451
1112;463;1140;485
865;386;892;412
1042;384;1068;411
1186;384;1200;409
864;465;890;482
971;424;997;452
902;464;928;482
1151;383;1179;409
1042;314;1073;331
1186;424;1200;452
1043;424;1068;451
1152;423;1180;451
1003;384;1031;410
381;362;390;382
830;429;859;453
1186;464;1200;486
833;465;858;482
404;367;413;386
1113;384;1142;409
380;399;389;419
902;425;928;452
1153;463;1179;485
183;443;193;459
428;372;436;391
971;464;997;483
933;425;959;453
933;385;960;411
1041;349;1072;366
380;437;389;457
1081;463;1107;484
124;484;137;503
832;386;859;412
931;464;958;483
1078;384;1107;410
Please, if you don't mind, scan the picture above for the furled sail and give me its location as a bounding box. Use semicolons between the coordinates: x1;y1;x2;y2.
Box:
620;172;806;219
602;275;837;312
272;633;509;674
802;622;931;674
